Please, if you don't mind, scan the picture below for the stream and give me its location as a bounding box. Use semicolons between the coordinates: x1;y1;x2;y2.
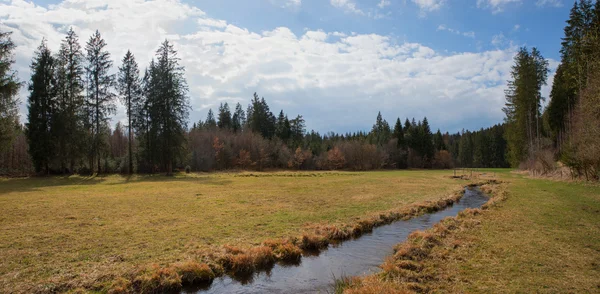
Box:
187;186;489;294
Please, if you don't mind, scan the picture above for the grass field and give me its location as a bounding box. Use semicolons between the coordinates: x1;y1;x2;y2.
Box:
432;171;600;292
0;170;464;292
340;170;600;293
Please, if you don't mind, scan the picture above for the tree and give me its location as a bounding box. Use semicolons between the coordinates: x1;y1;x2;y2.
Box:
55;28;86;173
503;47;549;167
0;31;20;153
247;93;276;138
434;129;446;151
393;118;405;149
205;109;216;129
370;112;391;146
86;30;116;174
421;117;435;165
118;50;141;174
152;40;190;175
231;102;245;132
26;39;55;174
217;102;232;129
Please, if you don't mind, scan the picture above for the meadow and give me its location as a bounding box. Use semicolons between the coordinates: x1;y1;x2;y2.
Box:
339;170;600;293
0;170;464;292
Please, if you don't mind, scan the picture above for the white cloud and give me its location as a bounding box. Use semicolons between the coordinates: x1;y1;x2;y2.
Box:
270;0;302;9
513;24;520;31
437;24;476;38
378;0;391;9
412;0;445;12
198;18;227;28
330;0;365;15
0;0;555;133
536;0;562;8
477;0;521;13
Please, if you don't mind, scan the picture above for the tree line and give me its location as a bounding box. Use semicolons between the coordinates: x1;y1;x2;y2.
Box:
505;0;600;180
0;28;509;176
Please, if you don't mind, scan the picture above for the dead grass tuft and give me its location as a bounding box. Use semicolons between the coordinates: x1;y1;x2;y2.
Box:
273;242;302;262
172;261;215;285
299;234;330;250
228;253;255;274
107;278;132;294
133;264;182;293
248;246;275;269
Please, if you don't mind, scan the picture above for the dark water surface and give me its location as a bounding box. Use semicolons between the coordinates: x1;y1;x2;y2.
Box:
189;187;489;294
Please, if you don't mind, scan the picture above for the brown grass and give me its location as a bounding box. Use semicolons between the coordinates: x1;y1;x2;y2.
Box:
0;170;475;293
341;179;506;294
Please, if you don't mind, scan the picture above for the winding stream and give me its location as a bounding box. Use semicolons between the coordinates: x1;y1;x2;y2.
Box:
187;187;489;294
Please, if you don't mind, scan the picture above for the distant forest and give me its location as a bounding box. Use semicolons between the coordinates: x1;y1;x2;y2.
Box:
4;0;599;179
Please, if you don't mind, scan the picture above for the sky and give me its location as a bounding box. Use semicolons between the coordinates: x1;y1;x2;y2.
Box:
0;0;570;134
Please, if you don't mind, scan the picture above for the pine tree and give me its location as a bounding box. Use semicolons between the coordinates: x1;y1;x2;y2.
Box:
393;118;405;148
26;39;55;174
0;31;20;153
152;40;190;175
434;129;445;151
231;102;245;132
86;30;116;174
55;28;86;173
421;117;435;165
217;102;232;129
503;47;549;166
117;50;142;174
205;109;217;129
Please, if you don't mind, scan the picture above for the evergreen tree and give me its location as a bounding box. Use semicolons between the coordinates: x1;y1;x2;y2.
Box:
370;112;391;146
421;117;435;164
26;39;55;174
459;130;473;167
117;50;142;174
247;93;276;138
151;40;190;175
217;102;232;129
393;118;405;148
231;102;245;132
205;109;217;129
434;129;446;151
0;31;20;153
86;30;116;174
55;28;86;173
503;47;549;166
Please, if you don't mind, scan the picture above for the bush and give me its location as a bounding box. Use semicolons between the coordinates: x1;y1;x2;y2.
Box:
185;165;191;174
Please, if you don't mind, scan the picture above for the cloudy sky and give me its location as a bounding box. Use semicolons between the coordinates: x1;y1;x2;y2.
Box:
1;0;568;134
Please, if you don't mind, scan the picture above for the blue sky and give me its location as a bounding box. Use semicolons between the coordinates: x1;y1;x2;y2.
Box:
1;0;571;134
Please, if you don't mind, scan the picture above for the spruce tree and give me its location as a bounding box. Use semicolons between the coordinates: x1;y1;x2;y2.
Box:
55;28;85;173
86;30;116;174
231;102;245;132
421;117;435;164
217;102;232;129
0;31;20;153
117;50;142;174
26;40;56;173
393;118;405;148
205;109;217;129
153;40;190;175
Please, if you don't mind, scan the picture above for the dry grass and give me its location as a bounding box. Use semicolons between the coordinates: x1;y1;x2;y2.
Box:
0;170;464;292
346;172;600;293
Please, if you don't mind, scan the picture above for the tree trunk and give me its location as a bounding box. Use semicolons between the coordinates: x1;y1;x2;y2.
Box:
128;98;133;175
